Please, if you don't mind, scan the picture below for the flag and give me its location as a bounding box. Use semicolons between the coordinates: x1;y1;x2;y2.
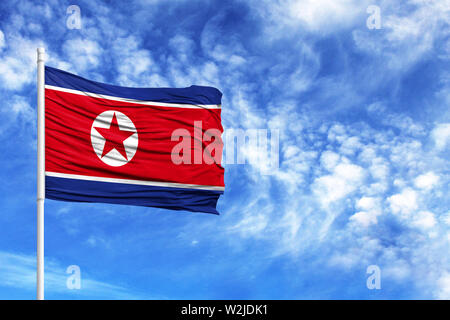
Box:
44;66;224;214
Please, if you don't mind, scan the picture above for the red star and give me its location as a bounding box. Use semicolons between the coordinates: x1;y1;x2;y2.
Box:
94;112;135;160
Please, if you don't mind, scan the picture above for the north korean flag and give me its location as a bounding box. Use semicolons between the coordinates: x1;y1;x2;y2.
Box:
45;66;224;214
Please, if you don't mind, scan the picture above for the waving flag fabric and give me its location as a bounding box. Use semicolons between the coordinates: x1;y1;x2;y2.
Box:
45;66;224;214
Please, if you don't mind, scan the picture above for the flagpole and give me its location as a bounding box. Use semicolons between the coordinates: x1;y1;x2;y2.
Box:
37;47;45;300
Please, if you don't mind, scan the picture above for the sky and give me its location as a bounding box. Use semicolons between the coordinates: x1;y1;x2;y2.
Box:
0;0;449;300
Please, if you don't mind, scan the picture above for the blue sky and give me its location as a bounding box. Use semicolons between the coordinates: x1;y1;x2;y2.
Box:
0;0;449;299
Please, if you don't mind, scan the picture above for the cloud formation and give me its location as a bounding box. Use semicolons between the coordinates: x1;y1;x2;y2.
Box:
0;0;448;299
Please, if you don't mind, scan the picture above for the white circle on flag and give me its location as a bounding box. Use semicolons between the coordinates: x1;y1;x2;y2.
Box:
90;110;138;167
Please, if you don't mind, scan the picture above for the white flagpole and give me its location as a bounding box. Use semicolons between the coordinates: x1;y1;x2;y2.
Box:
37;47;45;300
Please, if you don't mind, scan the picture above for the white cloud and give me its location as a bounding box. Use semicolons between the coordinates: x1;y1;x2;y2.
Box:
353;0;450;70
436;272;450;299
0;250;146;299
368;104;425;136
327;124;346;142
313;162;365;207
0;35;45;90
350;196;381;227
369;158;390;182
229;214;268;236
431;123;450;151
412;211;437;230
414;172;440;190
255;0;371;35
0;30;5;50
388;188;418;217
11;96;34;121
85;235;111;248
289;0;369;31
356;196;378;212
63;38;103;72
320;150;340;171
383;259;412;281
350;211;377;227
339;136;362;156
0;95;35;136
442;212;450;226
358;145;377;163
169;35;195;63
112;36;158;86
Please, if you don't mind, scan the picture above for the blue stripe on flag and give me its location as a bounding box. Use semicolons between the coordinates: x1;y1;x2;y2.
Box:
45;66;222;105
46;176;222;214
